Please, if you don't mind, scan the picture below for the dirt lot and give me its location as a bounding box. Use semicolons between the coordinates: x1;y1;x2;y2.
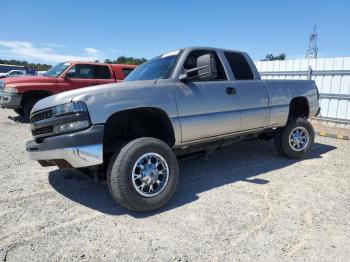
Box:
0;108;349;262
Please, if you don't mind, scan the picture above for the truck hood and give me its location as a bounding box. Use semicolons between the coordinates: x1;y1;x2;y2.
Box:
2;75;57;84
32;80;157;113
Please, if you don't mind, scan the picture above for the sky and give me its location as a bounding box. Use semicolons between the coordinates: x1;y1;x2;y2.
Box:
0;0;349;65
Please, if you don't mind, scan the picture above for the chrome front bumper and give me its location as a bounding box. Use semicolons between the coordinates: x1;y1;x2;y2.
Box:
0;91;22;109
26;125;105;168
27;144;103;168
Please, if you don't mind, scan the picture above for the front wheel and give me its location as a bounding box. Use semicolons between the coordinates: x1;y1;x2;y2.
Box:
14;108;25;116
274;117;314;158
107;137;179;212
23;97;41;119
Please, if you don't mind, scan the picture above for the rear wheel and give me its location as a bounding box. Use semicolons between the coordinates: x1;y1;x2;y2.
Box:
274;117;314;158
107;137;179;212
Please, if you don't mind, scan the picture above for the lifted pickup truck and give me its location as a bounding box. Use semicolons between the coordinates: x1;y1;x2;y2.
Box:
26;47;320;212
0;62;136;118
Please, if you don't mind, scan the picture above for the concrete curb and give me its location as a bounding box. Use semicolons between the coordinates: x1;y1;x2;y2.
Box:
315;131;349;140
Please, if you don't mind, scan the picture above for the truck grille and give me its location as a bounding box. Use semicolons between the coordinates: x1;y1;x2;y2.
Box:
30;106;90;140
30;108;54;138
30;109;52;123
32;126;54;136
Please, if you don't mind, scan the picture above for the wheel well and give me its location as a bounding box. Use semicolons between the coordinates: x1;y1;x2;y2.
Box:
20;90;52;107
288;97;309;119
104;107;176;151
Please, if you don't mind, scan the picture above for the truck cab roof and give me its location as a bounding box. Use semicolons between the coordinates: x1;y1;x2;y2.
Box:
63;61;136;67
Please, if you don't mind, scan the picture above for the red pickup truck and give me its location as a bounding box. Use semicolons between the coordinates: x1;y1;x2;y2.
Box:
0;61;136;118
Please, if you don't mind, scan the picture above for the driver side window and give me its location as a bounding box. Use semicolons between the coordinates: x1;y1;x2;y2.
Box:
183;50;227;81
67;64;94;79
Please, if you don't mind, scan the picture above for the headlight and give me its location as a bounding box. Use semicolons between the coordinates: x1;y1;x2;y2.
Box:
31;101;91;137
54;120;90;134
4;85;18;93
52;102;90;134
52;101;88;117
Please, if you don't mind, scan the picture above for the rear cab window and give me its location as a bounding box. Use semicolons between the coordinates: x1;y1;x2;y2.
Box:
122;68;134;77
94;65;112;79
224;52;254;80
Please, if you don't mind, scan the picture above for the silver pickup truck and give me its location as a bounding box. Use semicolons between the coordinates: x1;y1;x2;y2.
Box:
26;47;320;212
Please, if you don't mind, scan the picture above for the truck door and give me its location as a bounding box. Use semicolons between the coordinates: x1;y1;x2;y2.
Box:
60;64;114;92
176;50;241;142
61;64;96;91
223;51;269;131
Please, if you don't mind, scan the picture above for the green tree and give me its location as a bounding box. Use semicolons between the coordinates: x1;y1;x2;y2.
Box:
0;55;148;72
261;53;286;61
0;59;52;71
104;56;147;65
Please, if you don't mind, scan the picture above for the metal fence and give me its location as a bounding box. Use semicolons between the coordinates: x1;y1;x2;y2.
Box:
255;57;350;125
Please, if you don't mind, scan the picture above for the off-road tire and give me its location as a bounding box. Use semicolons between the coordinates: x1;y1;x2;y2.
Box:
274;117;314;158
107;137;179;212
273;128;283;155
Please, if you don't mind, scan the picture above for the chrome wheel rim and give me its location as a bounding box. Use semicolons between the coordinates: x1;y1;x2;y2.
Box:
289;127;309;151
132;152;169;197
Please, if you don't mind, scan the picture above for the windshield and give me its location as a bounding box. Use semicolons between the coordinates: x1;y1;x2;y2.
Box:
44;62;71;77
125;50;182;81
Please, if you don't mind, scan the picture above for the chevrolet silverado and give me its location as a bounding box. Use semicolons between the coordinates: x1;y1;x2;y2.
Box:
26;47;320;212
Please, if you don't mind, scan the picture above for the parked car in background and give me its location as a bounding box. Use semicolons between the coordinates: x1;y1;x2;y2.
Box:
0;64;26;74
26;47;320;212
0;62;136;118
37;71;47;76
0;69;27;78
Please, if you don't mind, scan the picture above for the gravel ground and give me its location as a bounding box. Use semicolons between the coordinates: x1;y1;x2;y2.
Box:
0;108;349;262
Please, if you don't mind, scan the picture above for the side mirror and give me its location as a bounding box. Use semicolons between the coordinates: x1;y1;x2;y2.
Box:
197;54;217;81
179;73;188;82
179;54;217;82
65;71;75;78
